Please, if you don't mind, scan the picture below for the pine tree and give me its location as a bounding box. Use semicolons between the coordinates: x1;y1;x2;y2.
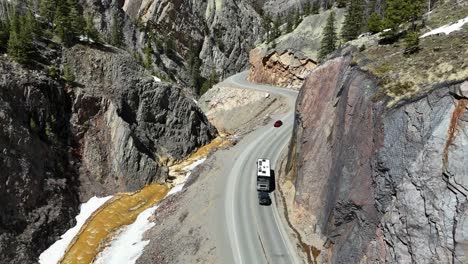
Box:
165;37;176;58
144;44;152;70
54;1;73;45
63;64;75;83
303;2;311;16
111;13;124;47
294;10;301;28
384;0;426;31
67;0;84;37
336;0;348;8
286;12;294;33
311;2;320;14
0;19;10;49
368;13;383;33
84;15;99;42
39;0;57;25
318;11;337;61
8;11;34;64
341;0;365;42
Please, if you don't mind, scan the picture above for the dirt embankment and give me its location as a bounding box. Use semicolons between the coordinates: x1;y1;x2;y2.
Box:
198;83;288;136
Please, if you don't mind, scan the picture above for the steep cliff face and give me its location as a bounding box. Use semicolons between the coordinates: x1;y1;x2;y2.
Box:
0;42;217;262
82;0;263;85
248;8;346;88
287;54;468;263
0;60;79;264
64;44;217;199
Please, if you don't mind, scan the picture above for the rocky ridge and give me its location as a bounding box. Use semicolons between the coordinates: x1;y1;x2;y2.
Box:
0;41;217;263
82;0;264;86
248;8;346;88
64;44;217;200
285;50;468;263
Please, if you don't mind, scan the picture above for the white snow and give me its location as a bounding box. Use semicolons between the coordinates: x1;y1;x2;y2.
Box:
93;157;207;263
167;157;207;196
93;205;160;264
79;35;95;43
421;16;468;38
39;157;207;264
38;196;113;264
153;76;161;82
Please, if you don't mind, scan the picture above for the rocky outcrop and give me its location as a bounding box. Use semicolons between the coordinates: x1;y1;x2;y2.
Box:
82;0;264;86
0;59;79;264
248;47;317;89
0;42;217;262
64;44;217;199
248;8;345;88
286;52;468;263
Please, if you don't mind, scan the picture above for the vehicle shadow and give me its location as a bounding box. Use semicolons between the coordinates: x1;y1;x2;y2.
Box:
269;169;276;193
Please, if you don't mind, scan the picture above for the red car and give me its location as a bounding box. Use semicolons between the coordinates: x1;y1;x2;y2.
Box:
274;120;283;127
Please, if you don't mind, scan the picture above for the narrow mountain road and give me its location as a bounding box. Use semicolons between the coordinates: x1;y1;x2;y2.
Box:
217;72;301;264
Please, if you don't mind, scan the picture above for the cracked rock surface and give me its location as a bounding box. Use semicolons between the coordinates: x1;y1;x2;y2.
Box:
286;53;468;263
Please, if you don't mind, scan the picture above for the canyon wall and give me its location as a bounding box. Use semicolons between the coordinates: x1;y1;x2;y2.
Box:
0;43;217;263
287;54;468;263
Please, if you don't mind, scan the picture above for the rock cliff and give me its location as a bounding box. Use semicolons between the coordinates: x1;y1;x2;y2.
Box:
82;0;264;86
64;44;217;200
0;59;79;264
0;42;217;263
286;52;468;263
248;8;346;88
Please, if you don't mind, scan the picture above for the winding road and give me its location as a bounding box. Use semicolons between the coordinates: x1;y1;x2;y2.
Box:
218;72;301;264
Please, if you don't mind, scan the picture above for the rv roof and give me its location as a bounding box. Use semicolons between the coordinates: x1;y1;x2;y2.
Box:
257;159;271;177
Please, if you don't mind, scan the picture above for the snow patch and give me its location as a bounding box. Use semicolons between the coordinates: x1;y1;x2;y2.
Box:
168;157;207;195
79;35;95;43
93;157;207;263
93;205;160;264
421;16;468;38
39;196;113;264
153;76;161;82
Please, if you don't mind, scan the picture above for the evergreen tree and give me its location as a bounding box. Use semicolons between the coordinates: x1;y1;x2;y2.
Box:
111;13;124;47
200;70;218;95
54;1;73;45
270;16;281;41
8;11;34;64
0;19;10;49
318;11;337;61
311;2;320;14
144;44;152;70
368;13;383;33
39;0;57;25
67;0;84;37
286;12;294;33
384;0;426;31
341;0;365;42
165;37;176;58
336;0;348;8
84;15;99;42
63;64;75;83
294;10;301;28
303;2;311;16
262;14;272;42
404;30;420;54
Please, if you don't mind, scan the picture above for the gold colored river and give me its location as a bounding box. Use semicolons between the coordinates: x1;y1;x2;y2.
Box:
59;184;169;264
59;136;229;264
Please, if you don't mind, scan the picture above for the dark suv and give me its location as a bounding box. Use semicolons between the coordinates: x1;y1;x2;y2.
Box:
258;191;272;206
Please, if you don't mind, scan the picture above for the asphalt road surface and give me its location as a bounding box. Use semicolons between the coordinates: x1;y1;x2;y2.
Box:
219;72;301;264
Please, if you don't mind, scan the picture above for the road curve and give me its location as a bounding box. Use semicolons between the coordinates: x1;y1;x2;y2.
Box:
221;71;301;264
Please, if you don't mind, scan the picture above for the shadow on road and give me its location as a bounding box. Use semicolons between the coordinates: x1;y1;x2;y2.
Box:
269;169;276;193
